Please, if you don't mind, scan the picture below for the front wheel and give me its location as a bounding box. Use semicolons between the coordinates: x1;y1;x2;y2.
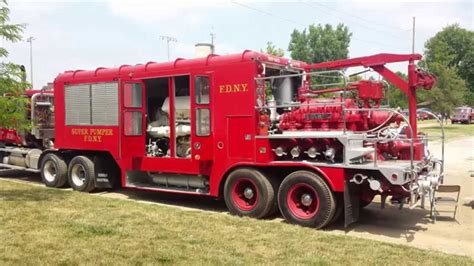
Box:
278;171;336;229
68;156;96;192
224;168;276;219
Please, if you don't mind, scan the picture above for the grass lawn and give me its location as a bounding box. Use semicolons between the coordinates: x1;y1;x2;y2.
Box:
417;120;474;140
0;180;472;265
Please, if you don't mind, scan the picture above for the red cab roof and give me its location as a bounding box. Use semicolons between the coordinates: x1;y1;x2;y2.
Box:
55;50;307;82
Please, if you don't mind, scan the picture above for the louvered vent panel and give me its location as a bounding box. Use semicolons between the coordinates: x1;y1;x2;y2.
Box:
91;82;119;126
65;84;91;125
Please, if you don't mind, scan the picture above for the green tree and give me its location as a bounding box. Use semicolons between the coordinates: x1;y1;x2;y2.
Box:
0;0;29;129
385;72;408;109
261;41;284;57
424;24;474;105
417;63;467;115
288;23;351;63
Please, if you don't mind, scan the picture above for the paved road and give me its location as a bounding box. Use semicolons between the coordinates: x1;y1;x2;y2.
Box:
1;136;473;258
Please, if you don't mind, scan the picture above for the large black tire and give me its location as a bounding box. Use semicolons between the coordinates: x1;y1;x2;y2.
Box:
224;168;276;219
278;171;336;229
40;153;68;188
329;193;344;225
68;156;96;192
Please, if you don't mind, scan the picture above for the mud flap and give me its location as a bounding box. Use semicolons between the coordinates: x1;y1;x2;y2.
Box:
92;156;114;189
344;180;360;228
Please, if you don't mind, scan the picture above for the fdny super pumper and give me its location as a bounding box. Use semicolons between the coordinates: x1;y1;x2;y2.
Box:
0;51;444;228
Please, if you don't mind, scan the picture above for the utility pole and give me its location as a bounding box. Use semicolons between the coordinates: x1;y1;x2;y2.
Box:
412;17;415;54
210;32;215;46
210;31;216;53
159;35;177;61
26;36;35;87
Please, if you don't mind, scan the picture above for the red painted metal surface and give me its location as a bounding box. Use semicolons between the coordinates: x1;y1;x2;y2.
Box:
0;128;22;145
231;178;259;211
279;97;398;132
48;51;431;199
287;183;320;219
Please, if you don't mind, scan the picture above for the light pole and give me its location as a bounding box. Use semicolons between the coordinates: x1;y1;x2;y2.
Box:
411;17;415;54
26;36;35;87
159;35;177;61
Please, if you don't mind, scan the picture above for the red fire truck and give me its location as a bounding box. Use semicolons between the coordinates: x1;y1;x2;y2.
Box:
451;106;474;124
0;51;444;228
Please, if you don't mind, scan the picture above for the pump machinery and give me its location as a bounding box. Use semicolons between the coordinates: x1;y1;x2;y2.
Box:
0;51;445;228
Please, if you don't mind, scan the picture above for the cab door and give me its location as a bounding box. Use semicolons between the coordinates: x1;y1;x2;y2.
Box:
192;73;213;163
120;80;146;159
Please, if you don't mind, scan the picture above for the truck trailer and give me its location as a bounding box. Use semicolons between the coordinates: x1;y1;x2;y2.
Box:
0;51;444;228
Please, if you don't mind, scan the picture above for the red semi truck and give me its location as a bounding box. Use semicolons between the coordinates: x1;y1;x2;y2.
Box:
0;51;444;228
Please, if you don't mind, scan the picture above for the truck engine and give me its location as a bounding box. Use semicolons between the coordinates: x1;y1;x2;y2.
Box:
256;59;441;222
265;78;419;163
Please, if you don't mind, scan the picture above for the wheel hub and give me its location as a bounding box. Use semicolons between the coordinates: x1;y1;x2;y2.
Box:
301;193;313;206
43;161;57;182
71;164;86;186
287;183;320;220
243;187;254;199
231;178;259;211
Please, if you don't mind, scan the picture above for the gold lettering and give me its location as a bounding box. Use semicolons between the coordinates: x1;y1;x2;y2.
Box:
72;128;88;135
233;84;240;92
218;83;249;94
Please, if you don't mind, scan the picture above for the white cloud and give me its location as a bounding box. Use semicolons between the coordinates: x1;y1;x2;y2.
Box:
105;0;230;25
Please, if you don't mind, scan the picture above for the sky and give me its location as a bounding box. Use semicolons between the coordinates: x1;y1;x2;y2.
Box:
2;0;473;88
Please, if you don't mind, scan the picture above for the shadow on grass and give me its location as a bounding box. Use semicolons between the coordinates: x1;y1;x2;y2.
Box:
325;202;432;243
0;187;67;202
108;188;229;213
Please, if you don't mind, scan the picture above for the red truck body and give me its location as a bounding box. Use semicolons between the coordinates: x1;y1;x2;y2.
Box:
0;51;444;228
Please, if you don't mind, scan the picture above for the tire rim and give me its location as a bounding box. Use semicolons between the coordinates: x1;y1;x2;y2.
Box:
287;183;320;219
43;161;57;183
231;178;259;211
71;164;87;187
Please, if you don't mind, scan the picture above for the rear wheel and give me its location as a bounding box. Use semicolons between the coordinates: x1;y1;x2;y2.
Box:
329;193;344;225
224;168;276;219
278;171;336;229
68;156;96;192
41;153;68;188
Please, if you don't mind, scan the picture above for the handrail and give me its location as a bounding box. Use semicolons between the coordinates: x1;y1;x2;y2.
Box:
254;69;347;81
416;109;445;180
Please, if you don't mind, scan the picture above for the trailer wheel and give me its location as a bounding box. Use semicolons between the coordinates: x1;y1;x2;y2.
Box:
224;168;275;219
278;171;336;229
68;156;96;192
41;153;68;188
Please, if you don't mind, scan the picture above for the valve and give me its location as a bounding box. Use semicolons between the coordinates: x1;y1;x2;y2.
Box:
272;146;287;157
304;147;319;159
290;146;301;159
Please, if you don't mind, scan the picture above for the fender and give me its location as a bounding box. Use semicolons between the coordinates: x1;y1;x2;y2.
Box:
217;161;345;197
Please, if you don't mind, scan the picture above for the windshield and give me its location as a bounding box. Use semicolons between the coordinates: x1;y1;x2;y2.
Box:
455;108;469;114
